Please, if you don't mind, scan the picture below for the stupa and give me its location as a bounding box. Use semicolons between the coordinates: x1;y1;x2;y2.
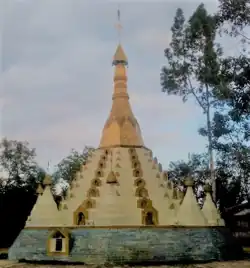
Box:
8;16;243;265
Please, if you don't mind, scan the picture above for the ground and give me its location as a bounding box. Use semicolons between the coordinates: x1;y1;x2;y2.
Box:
1;260;250;268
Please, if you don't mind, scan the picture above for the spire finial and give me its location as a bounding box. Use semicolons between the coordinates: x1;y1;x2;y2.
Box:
115;5;122;44
113;7;128;66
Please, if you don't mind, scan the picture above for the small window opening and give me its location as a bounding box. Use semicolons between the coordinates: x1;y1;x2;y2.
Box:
52;232;65;252
85;200;93;209
77;212;86;225
145;212;154;225
137;179;142;185
89;188;98;197
55;239;63;252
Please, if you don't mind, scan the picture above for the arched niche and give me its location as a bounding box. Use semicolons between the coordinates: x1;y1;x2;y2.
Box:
128;148;136;155
169;203;175;210
104;149;110;156
137;198;152;209
91;178;102;187
98;160;106;169
73;204;89;225
101;155;107;161
134;178;146;188
142;206;158;226
47;229;70;256
83;198;96;209
135;186;148;198
130;154;138;162
95;169;104;178
87;187;100;198
133;168;143;178
131;160;141;169
163;171;168;180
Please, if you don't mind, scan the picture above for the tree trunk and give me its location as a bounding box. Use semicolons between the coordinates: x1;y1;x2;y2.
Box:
205;85;216;203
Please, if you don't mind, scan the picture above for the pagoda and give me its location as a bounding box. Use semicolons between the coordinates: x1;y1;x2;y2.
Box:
8;16;243;265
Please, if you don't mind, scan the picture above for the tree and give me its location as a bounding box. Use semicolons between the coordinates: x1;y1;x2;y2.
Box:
217;0;250;42
0;138;45;249
216;0;250;118
53;146;95;184
212;0;250;203
161;5;222;201
168;153;209;203
168;152;245;213
0;138;45;190
210;112;250;202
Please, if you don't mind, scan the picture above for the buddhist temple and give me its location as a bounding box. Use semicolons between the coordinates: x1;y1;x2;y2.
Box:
8;15;243;265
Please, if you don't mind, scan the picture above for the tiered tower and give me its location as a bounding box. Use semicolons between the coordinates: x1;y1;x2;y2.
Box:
26;41;224;228
10;11;243;266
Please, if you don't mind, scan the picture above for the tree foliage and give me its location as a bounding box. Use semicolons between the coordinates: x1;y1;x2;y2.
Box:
0;138;45;249
52;146;95;184
161;4;223;199
163;2;250;210
217;0;250;42
168;153;209;202
168;153;245;212
0;138;45;191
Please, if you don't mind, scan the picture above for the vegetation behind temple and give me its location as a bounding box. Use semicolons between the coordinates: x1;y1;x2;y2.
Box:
161;0;250;214
0;0;249;251
0;138;93;249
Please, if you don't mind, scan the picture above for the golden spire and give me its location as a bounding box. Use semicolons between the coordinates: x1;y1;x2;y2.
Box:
99;8;145;149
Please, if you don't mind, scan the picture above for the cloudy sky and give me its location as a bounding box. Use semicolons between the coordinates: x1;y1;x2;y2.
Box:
1;0;234;171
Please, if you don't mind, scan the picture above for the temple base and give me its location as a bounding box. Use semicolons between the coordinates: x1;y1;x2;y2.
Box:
9;227;244;265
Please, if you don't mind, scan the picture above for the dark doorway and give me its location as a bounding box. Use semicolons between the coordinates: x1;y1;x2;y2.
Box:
145;212;154;225
77;212;85;225
52;232;65;252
